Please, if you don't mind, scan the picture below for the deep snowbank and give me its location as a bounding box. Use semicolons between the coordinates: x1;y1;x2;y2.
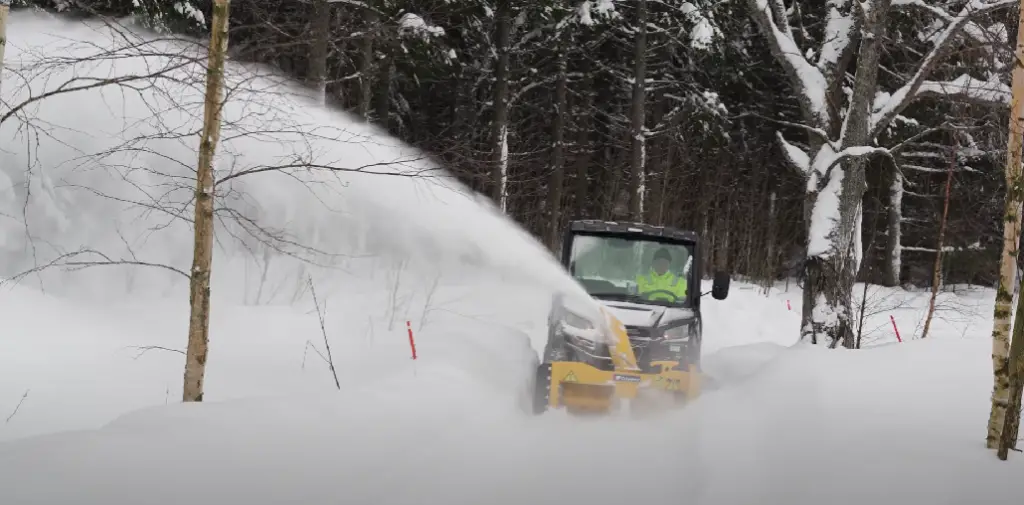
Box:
687;339;1023;505
0;272;553;442
4;274;1023;503
2;280;1022;505
0;275;786;442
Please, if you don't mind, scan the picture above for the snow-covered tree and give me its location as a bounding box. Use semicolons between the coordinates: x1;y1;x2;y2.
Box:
747;0;1015;348
7;0;1017;305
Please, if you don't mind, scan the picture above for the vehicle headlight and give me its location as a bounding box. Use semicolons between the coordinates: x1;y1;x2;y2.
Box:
562;311;594;332
558;309;602;351
662;324;691;342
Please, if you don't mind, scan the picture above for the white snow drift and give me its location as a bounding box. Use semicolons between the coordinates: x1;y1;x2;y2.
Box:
3;278;1022;505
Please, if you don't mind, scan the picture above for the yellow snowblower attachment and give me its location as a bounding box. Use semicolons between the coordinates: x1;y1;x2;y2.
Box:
529;219;729;416
537;307;701;415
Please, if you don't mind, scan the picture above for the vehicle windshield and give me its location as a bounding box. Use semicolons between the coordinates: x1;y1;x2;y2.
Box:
567;233;694;307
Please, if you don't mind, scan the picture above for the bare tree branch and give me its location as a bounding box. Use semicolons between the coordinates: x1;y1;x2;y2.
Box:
1;248;189;288
125;345;187;360
308;275;340;390
5;390;29;424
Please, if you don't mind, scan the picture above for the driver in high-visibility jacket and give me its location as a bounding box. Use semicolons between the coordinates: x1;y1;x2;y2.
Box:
636;248;688;302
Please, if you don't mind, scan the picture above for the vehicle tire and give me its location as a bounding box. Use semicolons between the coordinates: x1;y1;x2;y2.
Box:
532;363;552;415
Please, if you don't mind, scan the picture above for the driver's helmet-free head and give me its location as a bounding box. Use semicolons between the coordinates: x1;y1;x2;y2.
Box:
652;248;671;274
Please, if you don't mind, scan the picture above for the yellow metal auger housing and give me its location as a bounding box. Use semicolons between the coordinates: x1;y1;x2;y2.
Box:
534;306;701;415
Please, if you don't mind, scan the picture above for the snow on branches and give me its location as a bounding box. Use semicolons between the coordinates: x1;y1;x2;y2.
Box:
575;0;720;50
870;0;1016;136
872;74;1012;133
577;0;617;25
398;13;445;40
747;0;834;125
756;0;1014;179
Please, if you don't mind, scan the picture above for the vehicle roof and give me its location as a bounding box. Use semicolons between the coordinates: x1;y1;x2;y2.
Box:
568;219;699;243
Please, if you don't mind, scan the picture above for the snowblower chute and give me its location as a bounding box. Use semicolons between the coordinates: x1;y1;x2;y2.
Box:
531;220;729;415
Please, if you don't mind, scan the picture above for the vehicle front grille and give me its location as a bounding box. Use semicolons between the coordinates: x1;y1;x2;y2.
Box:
624;326;658;372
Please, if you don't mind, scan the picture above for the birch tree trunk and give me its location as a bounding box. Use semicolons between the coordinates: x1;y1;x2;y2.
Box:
921;138;956;339
182;0;230;403
546;45;568;251
307;0;330;105
490;0;511;212
627;0;648;221
998;269;1024;459
988;1;1024;450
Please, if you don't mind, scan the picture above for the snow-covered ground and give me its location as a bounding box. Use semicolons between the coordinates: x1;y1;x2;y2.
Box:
2;11;1023;505
2;277;1020;504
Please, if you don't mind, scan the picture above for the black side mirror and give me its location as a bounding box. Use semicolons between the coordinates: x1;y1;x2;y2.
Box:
711;271;730;300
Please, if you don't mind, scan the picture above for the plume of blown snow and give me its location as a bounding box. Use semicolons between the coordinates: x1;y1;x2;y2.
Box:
0;12;597;318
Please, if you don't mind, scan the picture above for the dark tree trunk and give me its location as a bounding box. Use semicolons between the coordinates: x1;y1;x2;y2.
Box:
628;0;648;221
357;7;377;120
803;0;891;349
490;0;511;210
306;0;330;104
547;45;569;250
